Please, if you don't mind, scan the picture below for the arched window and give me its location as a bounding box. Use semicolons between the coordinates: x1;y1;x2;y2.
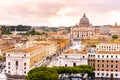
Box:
8;62;10;65
16;61;18;66
77;34;79;37
24;63;26;66
73;63;76;66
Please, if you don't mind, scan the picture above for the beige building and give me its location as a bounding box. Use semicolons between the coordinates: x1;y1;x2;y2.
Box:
109;22;120;38
38;41;59;57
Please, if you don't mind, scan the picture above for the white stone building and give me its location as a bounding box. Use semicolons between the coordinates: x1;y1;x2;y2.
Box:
6;43;46;76
55;39;88;67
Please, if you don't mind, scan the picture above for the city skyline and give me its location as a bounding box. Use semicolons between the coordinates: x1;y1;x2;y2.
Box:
0;0;120;26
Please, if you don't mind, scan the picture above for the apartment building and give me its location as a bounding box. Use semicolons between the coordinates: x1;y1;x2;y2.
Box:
95;42;120;79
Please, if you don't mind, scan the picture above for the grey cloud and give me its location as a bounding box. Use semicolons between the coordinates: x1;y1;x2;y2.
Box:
0;0;120;26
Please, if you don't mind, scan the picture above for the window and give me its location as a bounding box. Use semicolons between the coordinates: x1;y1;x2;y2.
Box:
97;73;99;75
106;73;108;76
102;55;104;58
8;54;10;56
89;55;90;57
102;69;104;71
73;63;76;66
116;74;118;76
111;60;113;63
98;60;99;62
65;64;67;67
83;56;85;58
116;65;118;68
24;54;26;56
98;64;99;67
8;67;10;69
24;67;26;69
116;56;117;58
65;55;67;58
107;55;108;58
102;60;104;62
24;71;26;74
24;63;26;66
102;64;104;68
34;61;36;64
111;64;113;68
16;61;18;66
8;71;10;73
102;73;104;76
8;62;10;65
111;56;113;58
98;55;100;58
106;64;109;68
91;34;93;36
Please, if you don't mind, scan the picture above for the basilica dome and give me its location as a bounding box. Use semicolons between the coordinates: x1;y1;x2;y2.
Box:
79;13;89;27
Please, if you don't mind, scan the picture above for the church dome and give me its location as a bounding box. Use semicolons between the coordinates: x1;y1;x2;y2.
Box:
79;13;89;26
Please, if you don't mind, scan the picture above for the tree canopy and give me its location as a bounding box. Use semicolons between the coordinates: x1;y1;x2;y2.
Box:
26;65;95;80
0;55;3;61
26;67;58;80
26;29;40;36
112;35;118;39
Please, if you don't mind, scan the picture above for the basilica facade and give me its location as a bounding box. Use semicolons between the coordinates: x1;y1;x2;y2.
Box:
70;13;95;42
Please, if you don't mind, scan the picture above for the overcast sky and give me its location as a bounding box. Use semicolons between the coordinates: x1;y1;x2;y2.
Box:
0;0;120;27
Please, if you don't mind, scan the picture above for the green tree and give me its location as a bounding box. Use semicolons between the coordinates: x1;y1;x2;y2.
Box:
26;29;40;36
26;65;95;80
26;67;58;80
26;31;31;36
112;35;118;39
0;55;3;61
30;29;35;35
77;65;95;75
